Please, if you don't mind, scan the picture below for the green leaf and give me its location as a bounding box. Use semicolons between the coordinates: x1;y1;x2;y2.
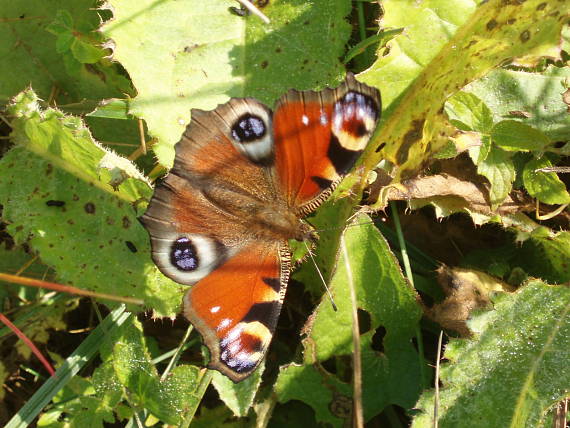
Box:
359;0;569;179
522;157;570;205
278;215;423;423
412;280;570;428
0;0;128;105
70;38;105;64
445;91;494;133
516;229;570;284
212;365;264;417
466;66;570;141
111;317;201;425
276;365;352;427
491;120;550;152
476;145;515;209
102;0;352;167
0;89;183;317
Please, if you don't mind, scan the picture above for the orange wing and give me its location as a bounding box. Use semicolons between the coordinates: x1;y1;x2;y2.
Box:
183;241;290;382
273;73;381;213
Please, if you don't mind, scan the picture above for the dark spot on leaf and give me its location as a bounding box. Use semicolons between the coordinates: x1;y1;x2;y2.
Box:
184;44;199;53
507;18;516;24
375;142;386;153
520;30;530;43
260;60;268;69
122;216;131;229
84;202;96;214
126;241;137;253
275;47;282;53
46;200;65;207
46;164;53;175
486;19;498;31
67;219;74;225
303;20;309;25
396;119;424;165
466;40;477;48
303;59;309;64
73;194;79;201
536;2;546;9
106;217;115;225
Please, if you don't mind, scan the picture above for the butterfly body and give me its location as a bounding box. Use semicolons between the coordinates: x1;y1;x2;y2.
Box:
141;74;380;381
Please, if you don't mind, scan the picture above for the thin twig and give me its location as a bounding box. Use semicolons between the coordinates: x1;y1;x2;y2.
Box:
160;324;194;382
138;118;147;155
434;330;443;428
0;272;144;306
0;313;55;376
236;0;270;23
341;234;363;428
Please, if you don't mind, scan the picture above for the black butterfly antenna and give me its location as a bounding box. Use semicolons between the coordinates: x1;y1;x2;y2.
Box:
303;241;338;312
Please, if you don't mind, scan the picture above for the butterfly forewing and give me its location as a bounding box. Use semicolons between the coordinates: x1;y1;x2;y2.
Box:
273;73;381;213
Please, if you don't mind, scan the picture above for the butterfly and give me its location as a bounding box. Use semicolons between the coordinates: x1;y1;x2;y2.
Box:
140;73;381;382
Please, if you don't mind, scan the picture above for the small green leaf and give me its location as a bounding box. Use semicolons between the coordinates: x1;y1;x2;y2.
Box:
523;157;570;205
445;92;494;133
212;364;264;417
70;38;105;64
55;32;74;53
87;99;131;120
491;120;550;152
476;145;515;209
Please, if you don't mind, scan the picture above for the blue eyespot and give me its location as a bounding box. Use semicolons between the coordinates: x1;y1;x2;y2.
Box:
170;237;198;271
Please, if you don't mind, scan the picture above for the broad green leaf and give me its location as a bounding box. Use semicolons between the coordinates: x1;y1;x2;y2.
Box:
466;66;570;141
445;91;494;133
360;0;568;180
278;214;423;423
412;280;570;428
491;120;550;152
476;145;515;209
212;364;264;417
0;89;183;316
522;157;570;205
111;317;201;425
102;0;352;167
0;0;130;106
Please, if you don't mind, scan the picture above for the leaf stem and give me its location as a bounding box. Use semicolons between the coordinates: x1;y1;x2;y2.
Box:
389;201;428;389
341;233;363;428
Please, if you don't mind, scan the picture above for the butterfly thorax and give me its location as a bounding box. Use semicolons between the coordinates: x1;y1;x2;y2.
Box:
250;204;314;242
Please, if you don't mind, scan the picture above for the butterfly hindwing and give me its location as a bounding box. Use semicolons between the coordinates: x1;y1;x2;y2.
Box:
183;241;290;381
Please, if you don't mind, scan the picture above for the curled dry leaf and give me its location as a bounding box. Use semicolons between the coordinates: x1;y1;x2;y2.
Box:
425;265;515;337
367;156;534;217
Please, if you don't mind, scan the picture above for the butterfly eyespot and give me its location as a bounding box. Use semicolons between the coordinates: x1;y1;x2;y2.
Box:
231;114;266;143
170;237;199;271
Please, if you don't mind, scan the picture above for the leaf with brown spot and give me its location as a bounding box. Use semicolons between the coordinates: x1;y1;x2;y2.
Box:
360;0;569;181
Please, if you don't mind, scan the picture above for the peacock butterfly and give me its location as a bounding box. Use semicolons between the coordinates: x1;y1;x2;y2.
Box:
140;73;381;382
